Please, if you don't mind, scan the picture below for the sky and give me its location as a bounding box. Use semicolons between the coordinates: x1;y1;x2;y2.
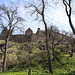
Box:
0;0;75;35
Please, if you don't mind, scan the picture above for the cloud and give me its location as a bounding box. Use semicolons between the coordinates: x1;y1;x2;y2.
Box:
0;0;75;34
44;1;75;33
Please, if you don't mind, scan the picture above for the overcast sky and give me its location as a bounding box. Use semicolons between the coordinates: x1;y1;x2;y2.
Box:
0;0;75;34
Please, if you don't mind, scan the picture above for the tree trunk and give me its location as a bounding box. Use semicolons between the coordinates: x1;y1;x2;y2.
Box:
28;48;31;75
46;35;53;73
28;68;31;75
2;36;9;72
63;0;75;35
68;16;75;35
42;14;53;73
52;47;55;61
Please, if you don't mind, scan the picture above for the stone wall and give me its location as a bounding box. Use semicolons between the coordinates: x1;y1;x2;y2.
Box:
9;35;26;43
31;33;45;42
0;35;32;43
0;28;46;43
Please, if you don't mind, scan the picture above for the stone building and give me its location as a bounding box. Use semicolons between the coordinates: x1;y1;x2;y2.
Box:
1;27;8;36
36;28;41;36
25;28;33;36
0;27;72;43
0;28;45;43
1;27;14;35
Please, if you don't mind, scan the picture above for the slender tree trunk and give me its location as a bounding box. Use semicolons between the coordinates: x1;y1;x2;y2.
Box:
46;34;53;73
28;48;31;75
68;16;75;35
28;68;31;75
2;36;9;72
28;63;31;75
63;0;75;35
52;47;55;61
42;14;53;73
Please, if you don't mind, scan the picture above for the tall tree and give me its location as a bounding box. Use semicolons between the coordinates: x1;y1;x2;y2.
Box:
0;3;24;72
48;26;64;61
24;44;37;75
27;0;53;73
65;33;75;57
63;0;75;35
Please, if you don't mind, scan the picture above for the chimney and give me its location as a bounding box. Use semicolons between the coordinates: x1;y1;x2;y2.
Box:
36;28;41;36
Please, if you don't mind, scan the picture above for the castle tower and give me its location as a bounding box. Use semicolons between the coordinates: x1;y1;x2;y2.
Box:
36;28;41;36
25;28;33;42
1;27;8;35
11;29;14;35
25;28;33;36
1;27;14;35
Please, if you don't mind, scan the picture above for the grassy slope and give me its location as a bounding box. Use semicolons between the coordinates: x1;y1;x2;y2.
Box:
0;72;50;75
0;40;75;75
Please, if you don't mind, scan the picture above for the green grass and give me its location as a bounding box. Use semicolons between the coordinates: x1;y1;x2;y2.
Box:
0;71;75;75
0;72;50;75
0;40;75;75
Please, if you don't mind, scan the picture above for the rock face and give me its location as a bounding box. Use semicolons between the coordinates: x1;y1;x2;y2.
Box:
0;28;45;43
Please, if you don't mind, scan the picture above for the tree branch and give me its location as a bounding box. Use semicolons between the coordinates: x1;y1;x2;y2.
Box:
63;0;69;16
0;15;9;22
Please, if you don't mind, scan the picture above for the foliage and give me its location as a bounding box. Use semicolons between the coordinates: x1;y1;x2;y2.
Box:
0;40;75;75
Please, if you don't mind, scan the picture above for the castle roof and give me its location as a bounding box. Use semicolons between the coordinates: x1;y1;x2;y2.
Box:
26;28;33;32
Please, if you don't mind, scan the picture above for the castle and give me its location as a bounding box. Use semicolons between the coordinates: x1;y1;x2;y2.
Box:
0;27;45;43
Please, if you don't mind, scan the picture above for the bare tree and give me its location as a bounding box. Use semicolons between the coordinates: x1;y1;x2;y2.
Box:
25;44;32;75
63;0;75;35
22;43;38;75
27;0;53;73
48;26;64;61
0;3;24;72
60;32;75;56
66;33;75;57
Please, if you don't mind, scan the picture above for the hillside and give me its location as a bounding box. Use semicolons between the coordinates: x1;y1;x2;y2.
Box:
0;40;75;75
